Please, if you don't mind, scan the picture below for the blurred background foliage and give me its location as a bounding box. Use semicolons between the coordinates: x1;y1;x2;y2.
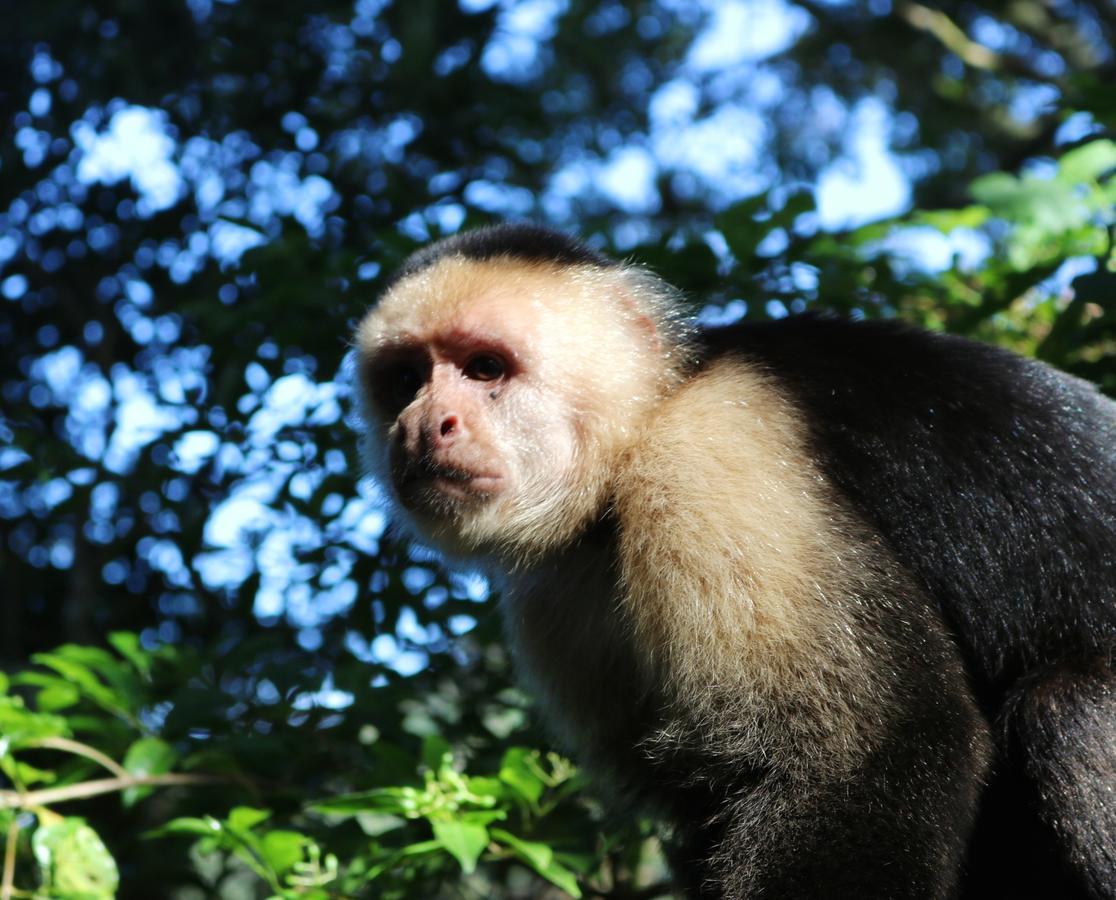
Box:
0;0;1113;897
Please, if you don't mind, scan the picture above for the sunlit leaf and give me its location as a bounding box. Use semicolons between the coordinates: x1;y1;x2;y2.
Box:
146;816;219;838
122;737;177;806
107;632;153;678
227;806;271;832
1058;140;1116;184
911;206;991;233
32;817;119;900
259;829;311;876
421;734;452;773
498;747;545;805
431;819;489;874
355;812;407;836
492;828;583;898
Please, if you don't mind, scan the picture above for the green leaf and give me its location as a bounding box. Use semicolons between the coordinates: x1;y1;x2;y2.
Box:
491;828;583;898
715;193;772;258
971;173;1086;236
227;806;271;832
911;206;991;233
28;650;127;716
355;812;407;836
460;775;504;801
0;694;68;747
146;816;220;839
122;737;178;806
311;786;414;816
421;733;452;772
1058;140;1116;184
773;189;816;225
33;817;120;899
490;827;552;870
259;830;309;876
499;748;545;805
36;680;82;711
533;857;583;896
457;809;507;827
397;839;442;857
108;632;153;678
3;756;57;788
431;819;489;874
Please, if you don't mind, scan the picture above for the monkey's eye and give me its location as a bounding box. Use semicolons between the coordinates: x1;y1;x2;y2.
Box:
463;353;506;382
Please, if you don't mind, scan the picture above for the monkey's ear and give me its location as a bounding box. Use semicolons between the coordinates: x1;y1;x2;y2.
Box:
634;312;663;354
613;288;662;354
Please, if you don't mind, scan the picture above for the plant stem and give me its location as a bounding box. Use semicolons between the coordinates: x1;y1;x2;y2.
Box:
0;773;226;810
32;737;129;779
1;816;17;900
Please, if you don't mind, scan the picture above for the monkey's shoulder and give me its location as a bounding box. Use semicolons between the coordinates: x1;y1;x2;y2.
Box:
610;358;918;743
622;357;809;501
691;314;1116;680
614;358;845;585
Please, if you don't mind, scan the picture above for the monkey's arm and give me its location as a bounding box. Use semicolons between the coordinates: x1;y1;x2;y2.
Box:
663;700;987;899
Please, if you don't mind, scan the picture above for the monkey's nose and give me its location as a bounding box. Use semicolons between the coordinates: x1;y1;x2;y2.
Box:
416;409;464;453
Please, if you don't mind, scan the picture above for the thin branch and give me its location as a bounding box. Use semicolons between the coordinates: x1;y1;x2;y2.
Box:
793;0;1048;85
895;0;1052;83
31;737;129;779
0;773;227;810
1;816;16;900
896;1;1001;71
1001;1;1104;73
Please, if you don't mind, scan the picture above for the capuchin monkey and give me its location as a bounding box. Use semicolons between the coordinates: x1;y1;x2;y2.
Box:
353;223;1116;899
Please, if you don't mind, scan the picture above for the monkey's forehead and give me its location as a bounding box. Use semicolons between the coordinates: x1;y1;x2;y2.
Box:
356;256;613;349
382;223;615;292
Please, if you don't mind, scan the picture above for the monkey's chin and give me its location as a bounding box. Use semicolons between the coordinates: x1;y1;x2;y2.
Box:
394;473;503;524
429;473;503;501
394;475;539;562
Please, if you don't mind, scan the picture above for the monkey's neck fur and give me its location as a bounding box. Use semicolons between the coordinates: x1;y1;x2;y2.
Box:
494;360;922;797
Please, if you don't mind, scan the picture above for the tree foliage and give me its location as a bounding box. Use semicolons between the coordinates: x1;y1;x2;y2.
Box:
1;0;1114;896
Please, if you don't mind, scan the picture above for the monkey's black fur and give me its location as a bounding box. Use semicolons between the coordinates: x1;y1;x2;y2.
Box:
705;316;1116;897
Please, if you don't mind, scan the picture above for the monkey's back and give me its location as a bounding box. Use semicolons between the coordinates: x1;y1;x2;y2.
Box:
703;315;1116;706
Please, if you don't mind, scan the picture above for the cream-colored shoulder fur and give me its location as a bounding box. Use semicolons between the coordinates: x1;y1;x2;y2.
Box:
614;357;897;773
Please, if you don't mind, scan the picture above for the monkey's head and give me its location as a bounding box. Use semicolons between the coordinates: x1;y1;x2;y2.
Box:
353;225;692;563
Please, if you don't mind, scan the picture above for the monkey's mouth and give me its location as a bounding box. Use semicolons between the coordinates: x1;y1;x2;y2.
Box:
394;461;503;509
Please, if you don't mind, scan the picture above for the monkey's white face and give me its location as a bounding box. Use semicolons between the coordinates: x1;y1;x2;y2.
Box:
357;289;589;560
354;256;673;561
